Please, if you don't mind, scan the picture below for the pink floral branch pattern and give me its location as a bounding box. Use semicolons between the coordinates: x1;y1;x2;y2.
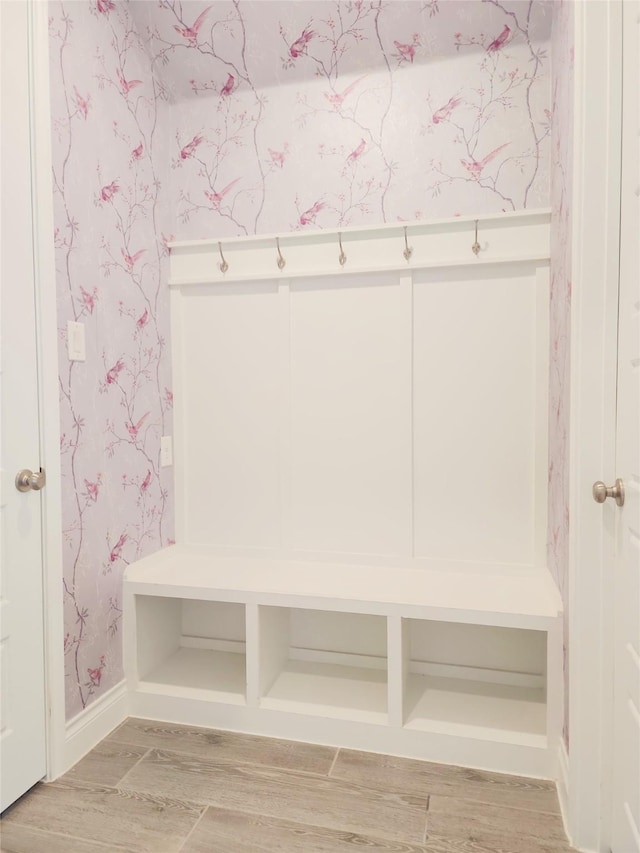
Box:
425;1;550;210
50;0;173;717
130;0;551;239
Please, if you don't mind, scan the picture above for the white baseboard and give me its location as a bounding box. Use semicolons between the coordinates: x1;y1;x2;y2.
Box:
557;736;572;845
58;680;129;778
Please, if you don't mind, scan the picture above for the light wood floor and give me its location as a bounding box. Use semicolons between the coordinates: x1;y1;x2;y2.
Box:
1;718;576;852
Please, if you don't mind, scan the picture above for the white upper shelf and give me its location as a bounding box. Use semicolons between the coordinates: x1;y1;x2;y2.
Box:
124;545;562;629
168;208;551;286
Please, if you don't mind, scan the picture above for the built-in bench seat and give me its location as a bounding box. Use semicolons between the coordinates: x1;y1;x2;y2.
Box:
124;545;563;778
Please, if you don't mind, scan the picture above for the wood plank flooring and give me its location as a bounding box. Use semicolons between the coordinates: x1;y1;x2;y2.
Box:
1;719;576;852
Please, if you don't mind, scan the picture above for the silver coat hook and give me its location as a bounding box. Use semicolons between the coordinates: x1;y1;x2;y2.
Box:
403;226;413;261
218;241;229;273
276;237;286;270
338;232;347;266
472;220;481;256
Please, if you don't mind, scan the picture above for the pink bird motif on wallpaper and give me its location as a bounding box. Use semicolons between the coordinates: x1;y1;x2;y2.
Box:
126;412;150;440
289;27;315;59
160;233;174;257
117;70;142;95
109;533;128;563
73;86;90;119
487;24;511;52
299;200;325;226
83;474;102;502
121;248;146;269
347;138;366;164
432;96;462;124
165;388;174;406
323;76;366;108
96;0;115;14
220;73;236;96
204;177;241;208
140;470;152;493
136;308;149;329
105;358;125;385
268;144;289;168
87;656;106;686
180;133;204;160
100;180;119;202
173;7;212;44
461;142;510;178
131;142;144;161
79;285;97;313
393;34;420;63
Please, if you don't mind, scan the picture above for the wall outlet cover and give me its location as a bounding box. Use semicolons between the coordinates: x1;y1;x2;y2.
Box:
67;320;85;361
161;435;173;467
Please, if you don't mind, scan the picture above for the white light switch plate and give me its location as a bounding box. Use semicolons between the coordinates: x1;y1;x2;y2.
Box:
160;435;173;467
67;321;86;361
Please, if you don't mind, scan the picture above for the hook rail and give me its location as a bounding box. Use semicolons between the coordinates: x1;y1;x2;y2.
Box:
168;210;550;288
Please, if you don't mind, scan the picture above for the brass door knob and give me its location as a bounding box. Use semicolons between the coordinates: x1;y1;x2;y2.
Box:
592;478;624;507
15;468;46;493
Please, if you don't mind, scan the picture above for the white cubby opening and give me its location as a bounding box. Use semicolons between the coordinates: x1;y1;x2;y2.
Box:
135;595;246;704
400;619;547;746
257;607;388;724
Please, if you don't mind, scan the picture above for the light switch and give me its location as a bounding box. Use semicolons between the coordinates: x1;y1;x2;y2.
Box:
67;321;86;361
160;435;173;467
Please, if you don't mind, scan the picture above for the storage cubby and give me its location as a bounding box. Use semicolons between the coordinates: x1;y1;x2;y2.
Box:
134;595;246;704
400;619;547;746
257;607;388;724
124;549;562;777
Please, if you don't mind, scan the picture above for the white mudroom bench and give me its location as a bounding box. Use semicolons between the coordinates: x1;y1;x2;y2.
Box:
124;211;563;779
124;547;562;778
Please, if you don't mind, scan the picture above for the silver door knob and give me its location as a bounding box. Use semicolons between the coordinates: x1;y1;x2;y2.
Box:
592;478;624;507
15;468;46;493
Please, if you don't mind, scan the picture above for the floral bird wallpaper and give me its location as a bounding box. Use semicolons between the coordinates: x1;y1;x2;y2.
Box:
130;0;552;238
49;1;174;718
49;0;565;722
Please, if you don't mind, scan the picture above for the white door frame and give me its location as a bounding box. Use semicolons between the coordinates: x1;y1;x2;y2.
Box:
28;1;66;782
567;1;623;851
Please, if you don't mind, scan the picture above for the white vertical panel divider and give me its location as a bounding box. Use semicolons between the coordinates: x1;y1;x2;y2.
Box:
546;616;563;761
245;603;259;708
400;270;416;559
387;616;409;727
123;585;138;689
399;272;414;560
534;265;551;567
257;606;289;698
277;279;291;550
169;286;187;543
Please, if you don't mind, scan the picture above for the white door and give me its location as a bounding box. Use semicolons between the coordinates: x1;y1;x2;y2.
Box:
611;2;640;851
0;0;47;812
